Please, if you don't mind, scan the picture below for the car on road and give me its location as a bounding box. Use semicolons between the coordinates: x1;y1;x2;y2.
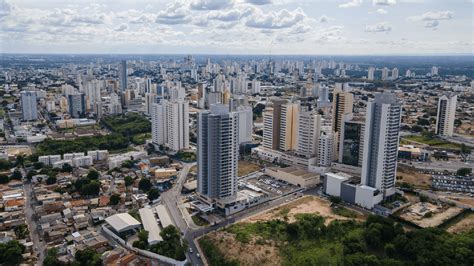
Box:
189;248;193;253
196;253;201;259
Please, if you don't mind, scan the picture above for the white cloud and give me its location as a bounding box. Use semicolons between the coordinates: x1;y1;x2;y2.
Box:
410;10;454;21
245;0;273;5
339;0;363;8
376;8;387;14
408;11;453;29
207;8;252;21
114;23;128;31
373;0;396;6
319;15;331;23
190;0;234;10
156;1;191;24
245;7;306;29
0;0;15;18
365;22;392;32
424;20;438;28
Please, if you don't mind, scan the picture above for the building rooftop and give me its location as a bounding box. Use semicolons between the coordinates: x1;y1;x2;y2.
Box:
105;213;141;233
138;208;162;243
155;204;174;229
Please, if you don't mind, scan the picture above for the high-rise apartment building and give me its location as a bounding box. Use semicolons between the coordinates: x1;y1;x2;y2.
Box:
391;68;399;80
367;67;375;80
361;92;402;198
338;116;365;167
230;97;253;144
68;93;86;118
435;94;457;137
296;106;322;158
381;67;389;81
151;98;189;152
120;60;127;91
21;91;38;121
197;104;239;200
262;98;287;150
332;87;353;159
318;128;334;167
332;88;354;133
279;102;299;151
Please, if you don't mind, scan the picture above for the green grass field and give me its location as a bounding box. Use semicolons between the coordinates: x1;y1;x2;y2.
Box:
403;135;461;149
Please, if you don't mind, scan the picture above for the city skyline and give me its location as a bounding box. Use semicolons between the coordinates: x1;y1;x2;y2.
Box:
0;0;472;55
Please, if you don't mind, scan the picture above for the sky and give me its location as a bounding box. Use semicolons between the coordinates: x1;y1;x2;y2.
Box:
0;0;472;55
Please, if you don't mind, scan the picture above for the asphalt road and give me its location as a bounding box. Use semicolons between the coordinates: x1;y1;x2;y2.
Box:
23;182;46;264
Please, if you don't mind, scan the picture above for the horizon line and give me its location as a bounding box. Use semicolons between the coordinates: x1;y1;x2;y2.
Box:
1;52;473;57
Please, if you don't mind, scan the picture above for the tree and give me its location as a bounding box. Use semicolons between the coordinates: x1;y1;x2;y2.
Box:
417;118;430;126
0;174;9;184
109;194;121;205
74;248;102;266
411;125;423;133
80;181;101;196
139;178;152;192
461;144;471;155
0;159;11;170
33;161;45;170
121;160;134;168
149;225;186;261
87;169;100;180
61;163;73;173
124;176;133;186
10;169;23;180
26;170;37;181
329;196;342;205
456;168;472;176
43;248;61;266
46;176;57;185
0;240;25;265
14;154;25;167
14;224;29;239
133;229;149;249
147;188;160;201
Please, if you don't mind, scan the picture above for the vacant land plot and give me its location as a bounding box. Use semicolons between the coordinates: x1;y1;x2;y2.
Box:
441;195;474;209
245;196;365;224
238;160;261;177
399;202;463;228
201;231;282;266
396;165;431;189
447;212;474;233
403;135;461;149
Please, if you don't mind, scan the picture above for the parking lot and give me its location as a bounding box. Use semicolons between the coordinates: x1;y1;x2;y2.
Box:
242;175;299;197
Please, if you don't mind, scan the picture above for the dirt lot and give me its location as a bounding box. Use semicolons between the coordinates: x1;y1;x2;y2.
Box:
399;202;464;228
396;165;431;189
245;196;366;224
442;195;474;209
447;212;474;233
238;160;261;177
204;231;282;266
